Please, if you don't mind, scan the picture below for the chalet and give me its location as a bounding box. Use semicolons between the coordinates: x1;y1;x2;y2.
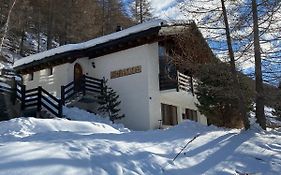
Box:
13;20;212;130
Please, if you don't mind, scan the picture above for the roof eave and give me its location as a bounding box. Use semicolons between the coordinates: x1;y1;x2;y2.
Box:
15;26;162;74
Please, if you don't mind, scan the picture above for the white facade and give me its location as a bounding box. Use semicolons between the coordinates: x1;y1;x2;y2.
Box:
160;90;208;125
22;42;207;130
88;43;161;130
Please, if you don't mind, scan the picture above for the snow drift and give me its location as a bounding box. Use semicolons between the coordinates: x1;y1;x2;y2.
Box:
0;108;280;175
0;117;120;140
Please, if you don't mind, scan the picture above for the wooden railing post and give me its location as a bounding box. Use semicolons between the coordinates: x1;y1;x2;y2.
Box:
101;77;104;91
176;71;179;92
37;86;42;113
21;85;26;110
61;85;65;105
190;75;194;96
58;100;63;118
82;75;86;96
101;77;107;95
11;77;16;105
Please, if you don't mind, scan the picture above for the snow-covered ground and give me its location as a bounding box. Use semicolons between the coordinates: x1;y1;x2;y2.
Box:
0;108;280;175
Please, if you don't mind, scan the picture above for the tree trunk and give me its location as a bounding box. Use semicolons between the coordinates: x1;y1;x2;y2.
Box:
37;25;40;53
102;0;106;35
220;0;250;129
252;0;266;130
107;0;111;33
0;0;17;53
47;0;54;50
140;0;143;23
19;29;25;56
135;0;138;22
36;5;41;53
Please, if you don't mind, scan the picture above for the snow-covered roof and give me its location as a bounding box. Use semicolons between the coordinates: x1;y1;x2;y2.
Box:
13;20;167;69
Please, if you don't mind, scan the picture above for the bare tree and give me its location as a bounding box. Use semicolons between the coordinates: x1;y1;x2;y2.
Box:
180;0;281;86
220;0;250;129
252;0;266;130
180;0;281;129
130;0;153;23
0;0;17;53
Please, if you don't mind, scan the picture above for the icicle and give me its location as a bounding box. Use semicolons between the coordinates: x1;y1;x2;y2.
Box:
0;0;18;53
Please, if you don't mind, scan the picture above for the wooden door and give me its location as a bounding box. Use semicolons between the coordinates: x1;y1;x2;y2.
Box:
170;105;178;125
74;63;83;91
161;104;178;125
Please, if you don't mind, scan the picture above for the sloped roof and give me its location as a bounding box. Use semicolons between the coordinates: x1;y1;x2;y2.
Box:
13;20;167;70
14;20;211;74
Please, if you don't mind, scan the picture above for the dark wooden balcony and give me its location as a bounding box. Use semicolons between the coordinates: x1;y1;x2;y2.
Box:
159;71;194;94
159;74;177;91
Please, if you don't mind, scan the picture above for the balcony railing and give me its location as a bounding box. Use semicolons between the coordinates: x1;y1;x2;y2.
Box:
159;71;194;94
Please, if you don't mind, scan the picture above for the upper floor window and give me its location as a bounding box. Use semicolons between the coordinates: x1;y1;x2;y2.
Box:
46;67;53;76
159;42;173;58
159;44;177;79
27;72;34;81
159;46;166;58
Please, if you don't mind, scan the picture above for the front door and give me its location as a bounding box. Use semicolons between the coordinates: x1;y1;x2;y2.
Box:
74;63;83;91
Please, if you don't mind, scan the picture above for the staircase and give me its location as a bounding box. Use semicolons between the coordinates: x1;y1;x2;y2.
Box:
0;74;21;121
0;71;103;120
61;75;103;113
61;75;103;105
0;93;21;120
0;93;11;120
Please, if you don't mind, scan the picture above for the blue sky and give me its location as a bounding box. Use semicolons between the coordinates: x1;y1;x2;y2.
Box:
123;0;179;19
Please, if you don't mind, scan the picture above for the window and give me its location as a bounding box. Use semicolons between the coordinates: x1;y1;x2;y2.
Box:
183;108;198;122
159;46;166;58
161;103;178;125
27;72;34;81
159;43;177;78
47;67;53;76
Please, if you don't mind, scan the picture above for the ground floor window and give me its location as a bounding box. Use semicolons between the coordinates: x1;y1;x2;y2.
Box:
183;108;198;122
161;103;178;125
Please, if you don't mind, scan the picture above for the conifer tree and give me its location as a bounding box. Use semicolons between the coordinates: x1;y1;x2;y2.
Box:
98;78;125;123
194;63;254;128
130;0;153;23
273;84;281;118
273;102;281;119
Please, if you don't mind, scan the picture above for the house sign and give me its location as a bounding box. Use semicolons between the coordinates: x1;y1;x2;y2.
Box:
110;65;142;79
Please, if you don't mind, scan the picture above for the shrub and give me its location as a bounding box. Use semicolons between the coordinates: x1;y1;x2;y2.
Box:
194;63;254;128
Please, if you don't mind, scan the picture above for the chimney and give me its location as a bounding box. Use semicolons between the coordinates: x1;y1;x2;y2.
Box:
116;25;123;32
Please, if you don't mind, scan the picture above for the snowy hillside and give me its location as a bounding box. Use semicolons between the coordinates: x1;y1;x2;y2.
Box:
0;108;280;175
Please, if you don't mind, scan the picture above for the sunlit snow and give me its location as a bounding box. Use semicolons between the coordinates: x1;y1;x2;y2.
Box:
0;107;280;175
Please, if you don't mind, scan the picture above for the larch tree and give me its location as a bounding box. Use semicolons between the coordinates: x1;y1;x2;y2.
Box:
220;0;250;129
179;0;281;129
232;0;280;129
251;0;266;130
130;0;153;23
0;0;19;64
178;0;253;129
100;0;132;35
179;0;281;85
0;0;133;61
